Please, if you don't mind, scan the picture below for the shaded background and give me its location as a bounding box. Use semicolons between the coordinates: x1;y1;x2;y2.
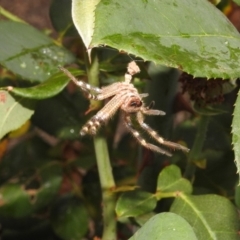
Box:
0;0;53;30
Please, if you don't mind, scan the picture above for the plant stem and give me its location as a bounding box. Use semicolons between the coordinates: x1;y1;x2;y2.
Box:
184;115;210;180
155;191;177;200
94;137;117;240
0;7;27;23
85;51;117;240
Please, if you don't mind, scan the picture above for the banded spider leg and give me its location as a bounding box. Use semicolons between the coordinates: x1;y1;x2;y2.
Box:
124;111;189;156
59;64;143;135
60;61;189;156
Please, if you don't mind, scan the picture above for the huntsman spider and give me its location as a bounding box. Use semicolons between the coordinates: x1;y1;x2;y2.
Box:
60;62;189;156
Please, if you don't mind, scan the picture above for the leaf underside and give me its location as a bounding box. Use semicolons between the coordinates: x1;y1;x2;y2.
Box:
73;0;240;79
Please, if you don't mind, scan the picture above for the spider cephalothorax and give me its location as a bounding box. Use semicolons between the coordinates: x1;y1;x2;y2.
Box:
60;61;189;156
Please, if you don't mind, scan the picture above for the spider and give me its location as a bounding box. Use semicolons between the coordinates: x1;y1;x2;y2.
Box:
59;61;189;156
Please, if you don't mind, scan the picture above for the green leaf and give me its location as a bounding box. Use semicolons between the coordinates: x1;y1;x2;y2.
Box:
115;190;157;218
0;90;35;139
5;69;83;99
72;0;101;48
73;0;240;78
156;165;192;194
0;21;75;82
0;183;33;218
233;0;240;6
208;0;221;4
51;197;88;240
134;212;156;227
50;0;72;32
232;90;240;181
170;194;240;240
129;212;197;240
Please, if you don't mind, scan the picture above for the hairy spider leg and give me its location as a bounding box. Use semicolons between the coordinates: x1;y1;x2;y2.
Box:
141;101;166;116
136;112;190;152
127;61;140;76
80;115;103;136
94;83;149;102
122;61;140;84
142;108;166;116
94;82;136;100
80;93;130;135
139;93;149;98
124;115;173;156
59;66;102;95
60;66;140;101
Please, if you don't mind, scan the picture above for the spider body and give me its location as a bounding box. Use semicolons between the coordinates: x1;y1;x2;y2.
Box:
60;61;189;156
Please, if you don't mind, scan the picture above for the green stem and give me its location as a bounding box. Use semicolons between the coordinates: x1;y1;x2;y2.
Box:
85;51;117;240
94;137;117;240
0;7;27;23
155;191;177;200
184;115;210;180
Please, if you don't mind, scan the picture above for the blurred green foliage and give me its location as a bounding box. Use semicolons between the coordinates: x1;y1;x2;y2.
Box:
0;0;240;240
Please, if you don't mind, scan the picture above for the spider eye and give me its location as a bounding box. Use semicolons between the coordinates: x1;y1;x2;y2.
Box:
129;100;142;107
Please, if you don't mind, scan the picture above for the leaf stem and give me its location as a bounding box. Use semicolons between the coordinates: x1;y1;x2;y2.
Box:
184;115;210;180
155;191;177;200
85;51;117;240
0;7;27;24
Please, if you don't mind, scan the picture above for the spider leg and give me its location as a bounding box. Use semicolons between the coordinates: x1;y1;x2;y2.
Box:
93;61;140;99
59;66;102;98
80;115;103;135
124;115;173;156
95;82;135;100
125;61;140;83
142;108;166;116
136;112;189;152
127;61;140;76
139;93;149;98
60;67;138;101
141;101;165;116
80;93;129;135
